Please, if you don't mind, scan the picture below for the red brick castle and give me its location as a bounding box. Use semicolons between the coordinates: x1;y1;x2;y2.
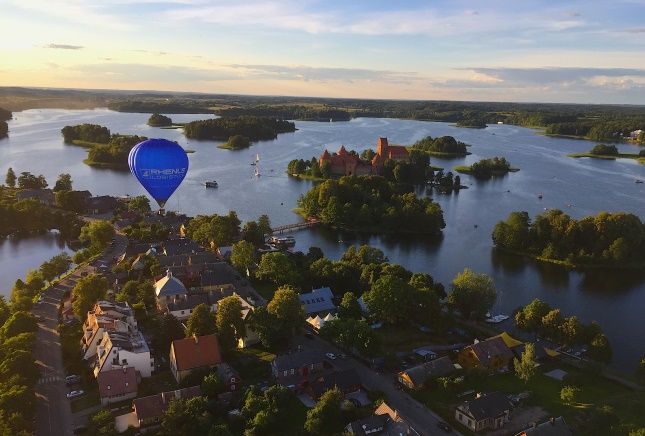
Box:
319;137;409;176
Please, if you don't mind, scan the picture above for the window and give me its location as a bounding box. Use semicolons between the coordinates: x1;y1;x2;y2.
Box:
107;385;111;390
283;370;288;376
125;382;129;387
181;311;185;315
290;369;295;375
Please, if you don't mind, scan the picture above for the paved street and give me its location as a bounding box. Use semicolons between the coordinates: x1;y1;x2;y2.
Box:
293;334;462;436
33;233;128;436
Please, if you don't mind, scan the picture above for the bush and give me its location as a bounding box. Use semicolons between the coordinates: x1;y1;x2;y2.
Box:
590;144;618;156
560;385;581;404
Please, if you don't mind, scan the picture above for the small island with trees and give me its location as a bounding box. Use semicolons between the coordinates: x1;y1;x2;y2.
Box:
61;123;147;169
297;175;445;235
412;135;471;157
219;134;251;150
147;113;172;127
0;107;10;138
569;143;645;163
454;157;518;178
493;209;645;269
183;116;296;145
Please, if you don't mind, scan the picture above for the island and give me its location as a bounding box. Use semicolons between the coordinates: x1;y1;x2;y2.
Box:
0;107;10;138
297;175;445;235
61;124;147;169
0;121;7;138
455;115;487;129
568;143;645;163
147;113;172;127
492;209;645;269
454;157;518;178
218;134;251;150
183;116;296;143
411;135;471;157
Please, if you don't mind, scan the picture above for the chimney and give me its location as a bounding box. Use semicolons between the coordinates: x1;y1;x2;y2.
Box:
193;334;199;344
166;269;172;278
550;417;555;425
476;392;482;399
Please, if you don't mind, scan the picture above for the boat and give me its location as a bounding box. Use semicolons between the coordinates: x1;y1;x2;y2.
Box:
204;181;218;188
636;180;643;184
268;235;296;247
254;167;261;177
538;193;543;199
485;314;510;324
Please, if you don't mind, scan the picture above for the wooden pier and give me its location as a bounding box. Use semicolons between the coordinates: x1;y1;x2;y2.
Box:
271;218;320;234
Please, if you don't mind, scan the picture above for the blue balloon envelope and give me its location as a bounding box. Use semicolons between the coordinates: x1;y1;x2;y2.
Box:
128;138;189;209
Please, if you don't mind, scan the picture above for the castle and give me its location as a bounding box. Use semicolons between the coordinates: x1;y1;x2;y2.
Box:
319;137;410;176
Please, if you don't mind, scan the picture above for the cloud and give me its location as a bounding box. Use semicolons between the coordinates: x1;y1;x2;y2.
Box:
228;64;418;83
44;43;83;50
72;63;238;83
460;67;645;85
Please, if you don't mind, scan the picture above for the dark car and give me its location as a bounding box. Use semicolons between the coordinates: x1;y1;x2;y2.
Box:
65;375;81;386
436;421;452;432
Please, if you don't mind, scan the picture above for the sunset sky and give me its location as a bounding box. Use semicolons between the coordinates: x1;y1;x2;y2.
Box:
2;0;645;103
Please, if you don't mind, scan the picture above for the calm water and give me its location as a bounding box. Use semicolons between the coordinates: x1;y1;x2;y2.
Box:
1;109;644;370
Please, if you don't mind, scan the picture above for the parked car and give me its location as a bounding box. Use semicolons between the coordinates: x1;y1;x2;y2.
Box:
65;375;81;386
325;352;336;360
66;389;85;399
436;421;452;432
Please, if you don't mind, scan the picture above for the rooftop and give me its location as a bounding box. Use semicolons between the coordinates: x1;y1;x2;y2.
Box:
155;270;187;297
133;386;201;421
273;350;325;371
171;334;222;371
97;367;138;399
457;392;512;421
299;287;336;315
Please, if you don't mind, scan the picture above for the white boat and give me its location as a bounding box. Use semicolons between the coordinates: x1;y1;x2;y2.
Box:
268;235;296;247
254;167;261;177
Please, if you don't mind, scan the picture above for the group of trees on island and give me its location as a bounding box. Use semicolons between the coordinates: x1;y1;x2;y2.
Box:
217;105;352;122
297;175;445;235
183;116;296;142
220;134;251;150
492;209;645;267
147;113;173;127
412;135;469;156
0;107;11;138
590;144;619;156
61;123;147;168
457;157;513;178
515;299;612;362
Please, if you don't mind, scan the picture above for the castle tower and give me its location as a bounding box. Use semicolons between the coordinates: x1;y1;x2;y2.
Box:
376;137;389;157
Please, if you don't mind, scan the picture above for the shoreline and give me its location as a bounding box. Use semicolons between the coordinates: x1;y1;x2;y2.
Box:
494;246;645;271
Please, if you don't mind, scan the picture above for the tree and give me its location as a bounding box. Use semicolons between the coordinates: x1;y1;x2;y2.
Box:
72;274;108;318
79;220;115;251
185;304;217;337
256;252;299;286
338;292;362;319
0;312;37;339
242;221;264;246
5;168;16;188
209;424;233;436
541;309;564;342
267;286;304;337
89;409;117;435
231;240;256;273
514;343;537;383
588;333;612;363
257;215;272;238
158;396;211;436
304;388;344;435
515;298;551;333
17;172;47;189
215;296;246;351
560;385;580;404
447;268;496;320
53;173;73;192
152;314;185;355
242;385;291;435
128;196;151;214
247;307;284;349
201;373;225;399
363;275;416;324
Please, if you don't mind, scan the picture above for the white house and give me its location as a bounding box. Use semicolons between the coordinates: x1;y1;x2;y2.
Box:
299;287;336;316
154;270;188;309
94;331;154;378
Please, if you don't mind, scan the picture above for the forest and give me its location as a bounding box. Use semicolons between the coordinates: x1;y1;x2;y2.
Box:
297;175;445;235
492;209;645;268
183;116;296;141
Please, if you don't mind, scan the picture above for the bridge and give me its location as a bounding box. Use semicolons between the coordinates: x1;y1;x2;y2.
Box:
270;218;320;234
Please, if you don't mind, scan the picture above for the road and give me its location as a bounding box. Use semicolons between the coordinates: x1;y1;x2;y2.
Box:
33;233;128;436
293;334;462;436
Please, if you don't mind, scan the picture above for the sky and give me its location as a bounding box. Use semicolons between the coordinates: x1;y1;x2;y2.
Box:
1;0;645;104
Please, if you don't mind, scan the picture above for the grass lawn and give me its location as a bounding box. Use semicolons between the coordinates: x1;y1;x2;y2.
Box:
411;364;645;434
375;324;462;353
71;385;100;412
231;346;276;385
138;371;177;397
249;278;277;300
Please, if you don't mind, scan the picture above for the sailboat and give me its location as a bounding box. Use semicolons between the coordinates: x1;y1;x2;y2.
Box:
251;153;260;166
254;167;261;177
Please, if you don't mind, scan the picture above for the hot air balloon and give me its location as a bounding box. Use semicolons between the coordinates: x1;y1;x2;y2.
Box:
128;138;189;210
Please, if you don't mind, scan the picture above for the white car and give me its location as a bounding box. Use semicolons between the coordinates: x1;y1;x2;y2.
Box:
325;352;336;360
66;390;85;399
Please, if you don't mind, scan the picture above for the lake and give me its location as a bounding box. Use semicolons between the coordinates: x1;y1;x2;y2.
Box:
1;109;644;370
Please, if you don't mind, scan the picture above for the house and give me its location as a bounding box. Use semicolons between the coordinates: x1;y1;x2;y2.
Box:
115;386;202;431
15;188;55;206
516;417;572;436
155;270;188;308
170;334;222;383
398;356;456;389
374;402;417;435
94;330;154;378
216;362;241;392
86;195;118;214
81;301;137;361
97;367;138;406
455;392;513;432
457;337;514;370
299;287;336;316
346;415;388;435
160;238;204;256
271;350;326;391
309;368;362;399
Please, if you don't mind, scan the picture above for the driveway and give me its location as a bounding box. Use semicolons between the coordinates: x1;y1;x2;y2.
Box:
293;334;461;436
33;233;128;436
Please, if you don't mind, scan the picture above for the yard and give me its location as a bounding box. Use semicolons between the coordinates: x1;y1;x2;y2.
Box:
249;278;277;300
375;324;464;353
411;363;645;435
231;346;276;385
